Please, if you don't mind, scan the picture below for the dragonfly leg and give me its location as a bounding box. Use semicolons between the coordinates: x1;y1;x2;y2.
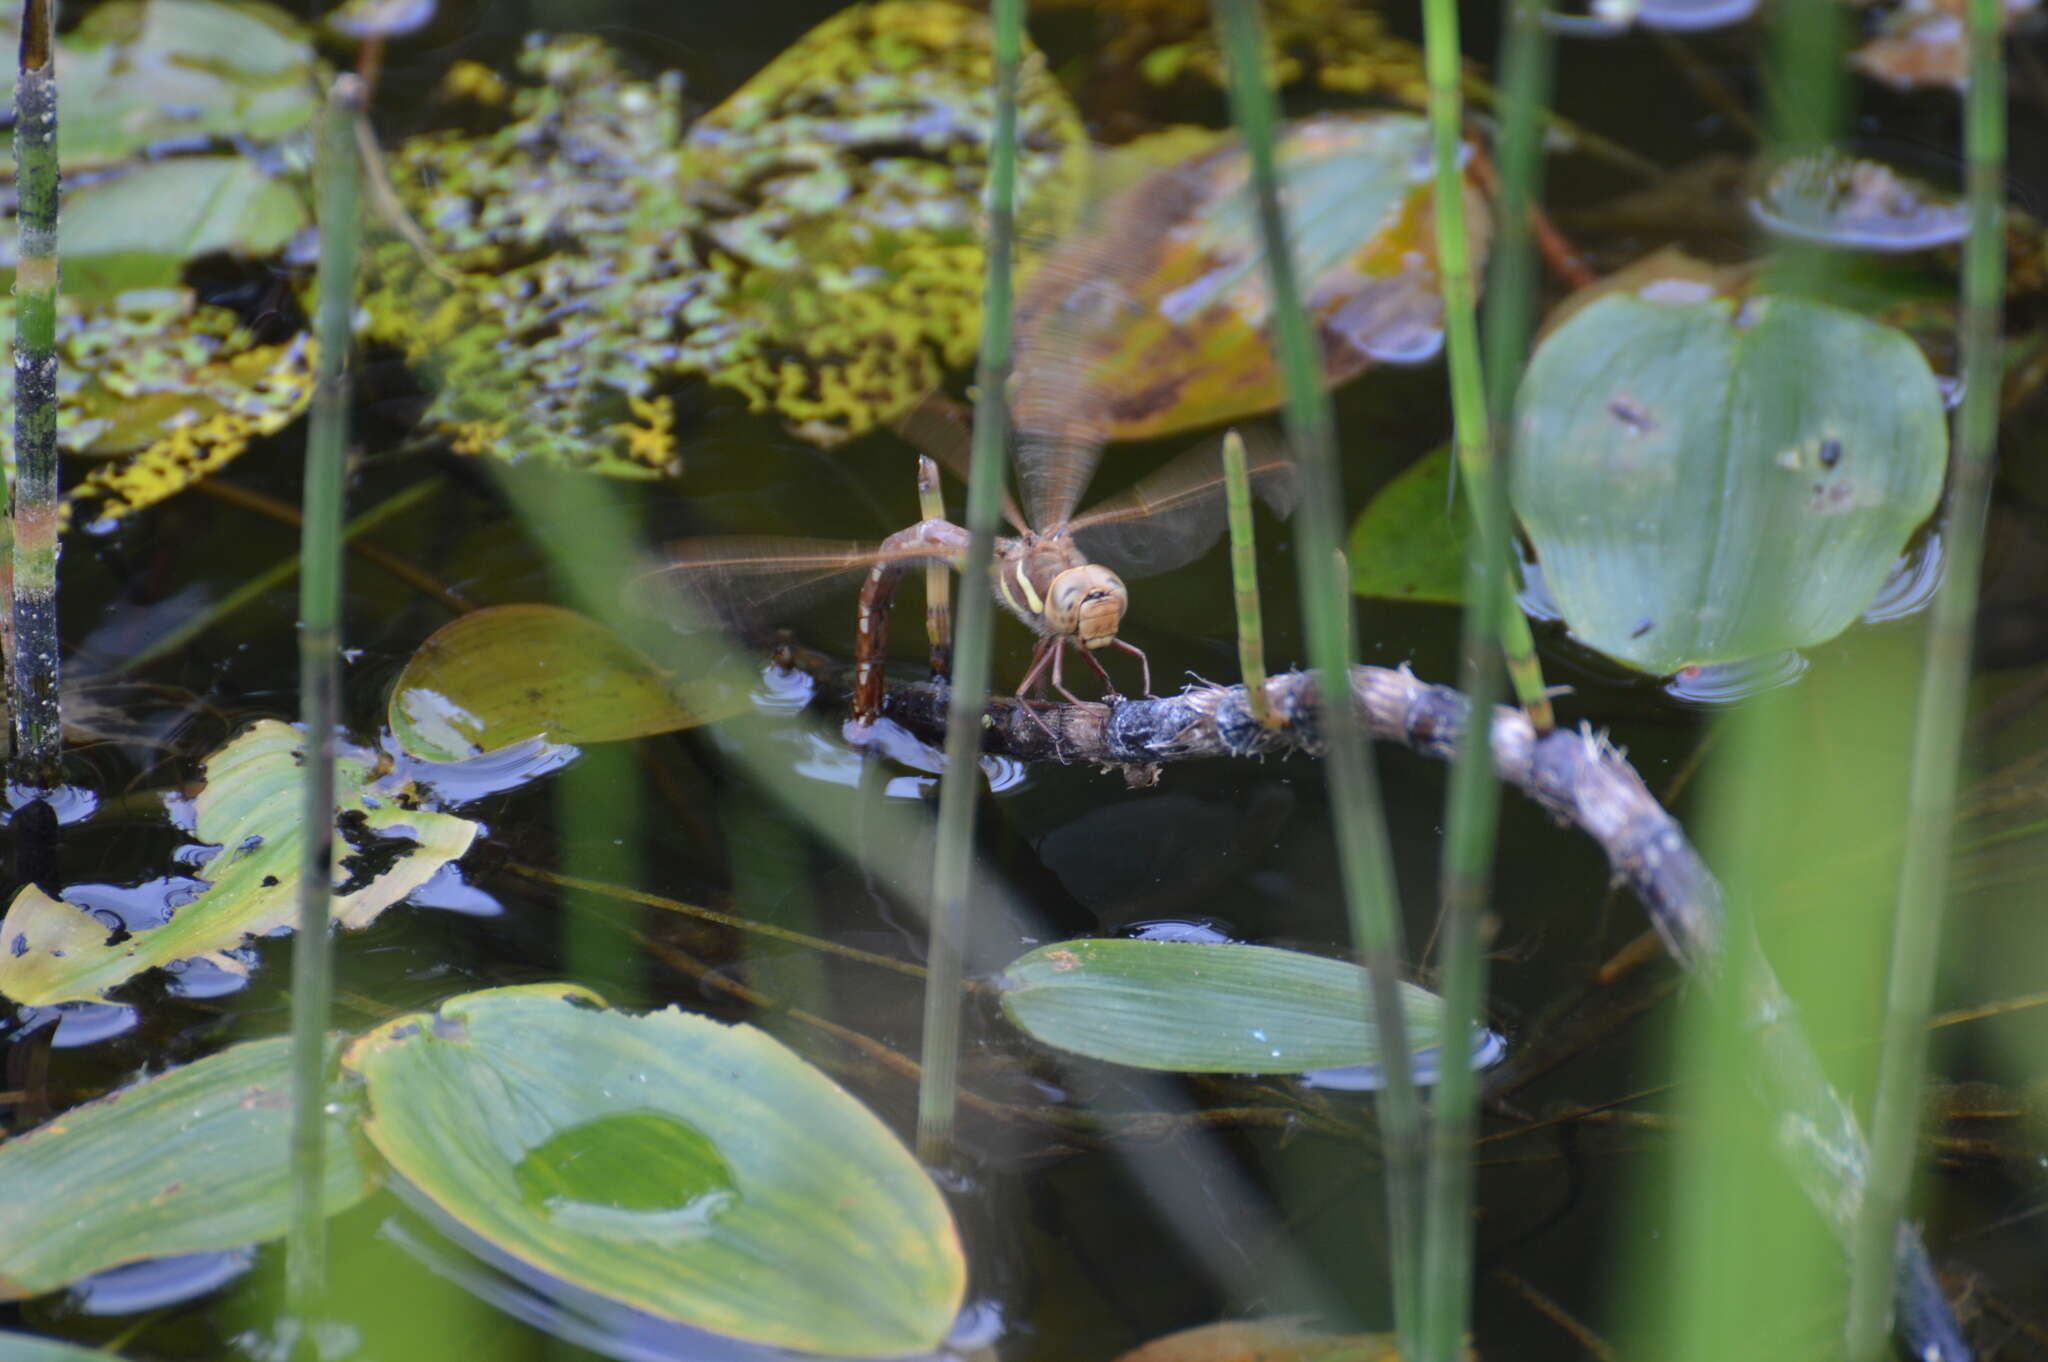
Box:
1013;636;1063;744
1107;638;1153;698
1067;639;1120;704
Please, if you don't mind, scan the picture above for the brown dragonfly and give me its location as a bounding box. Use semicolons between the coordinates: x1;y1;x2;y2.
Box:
651;400;1295;731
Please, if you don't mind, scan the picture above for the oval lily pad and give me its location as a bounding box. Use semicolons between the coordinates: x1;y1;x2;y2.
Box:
342;984;965;1356
1511;292;1946;674
0;721;478;1006
0;1036;375;1299
998;939;1448;1073
388;605;730;762
1751;151;1968;253
1012;112;1489;457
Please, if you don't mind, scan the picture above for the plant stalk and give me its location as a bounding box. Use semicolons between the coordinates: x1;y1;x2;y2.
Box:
915;0;1021;1162
1221;430;1273;727
1210;0;1424;1341
1843;0;2004;1353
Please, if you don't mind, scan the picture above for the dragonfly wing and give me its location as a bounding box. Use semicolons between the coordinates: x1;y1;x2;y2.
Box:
1064;426;1297;582
641;536;964;632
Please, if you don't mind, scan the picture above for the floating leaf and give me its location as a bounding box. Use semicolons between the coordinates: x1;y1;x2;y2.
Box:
0;287;314;531
1012;113;1489;454
0;0;320;172
0;159;310;298
1034;0;1428;103
1853;0;2039;91
388;605;734;761
325;0;435;40
1512;293;1946;674
1546;0;1759;32
998;939;1449;1073
343;984;965;1355
0;1036;375;1299
1751;151;1968;252
1112;1319;1403;1362
1348;445;1470;606
364;6;1086;465
0;721;478;1006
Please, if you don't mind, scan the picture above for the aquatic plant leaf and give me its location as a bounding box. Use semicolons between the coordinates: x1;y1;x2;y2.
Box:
1348;445;1470;606
1012;113;1488;464
388;605;735;761
1512;293;1947;674
672;0;1088;445
343;984;965;1355
0;158;309;298
325;0;435;40
0;287;314;530
998;939;1448;1073
1546;0;1758;32
1751;151;1968;252
1035;0;1428;103
1112;1319;1402;1362
363;7;1086;465
0;721;478;1006
0;0;320;171
1854;0;2038;91
0;1036;375;1299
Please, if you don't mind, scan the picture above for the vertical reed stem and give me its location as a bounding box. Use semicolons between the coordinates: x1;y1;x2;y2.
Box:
10;0;59;801
1211;0;1423;1341
915;0;1020;1161
1221;430;1272;726
287;73;366;1319
1843;0;2004;1353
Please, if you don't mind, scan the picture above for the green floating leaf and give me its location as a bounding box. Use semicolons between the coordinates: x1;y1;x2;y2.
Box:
343;984;965;1356
1512;293;1946;674
1349;445;1469;605
0;0;320;172
0;1036;376;1300
388;605;733;762
999;939;1446;1074
0;721;478;1006
0;159;310;298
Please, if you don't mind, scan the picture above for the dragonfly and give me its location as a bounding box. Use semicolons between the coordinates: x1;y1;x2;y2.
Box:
650;400;1295;733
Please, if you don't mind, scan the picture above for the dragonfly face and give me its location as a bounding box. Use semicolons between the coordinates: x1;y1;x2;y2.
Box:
1047;564;1128;649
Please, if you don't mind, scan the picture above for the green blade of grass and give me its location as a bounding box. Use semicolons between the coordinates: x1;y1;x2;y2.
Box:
1844;0;2006;1353
1210;0;1423;1342
914;0;1021;1162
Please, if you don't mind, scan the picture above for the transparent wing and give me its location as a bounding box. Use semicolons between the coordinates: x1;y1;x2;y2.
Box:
893;395;1029;533
640;534;966;631
1064;426;1297;582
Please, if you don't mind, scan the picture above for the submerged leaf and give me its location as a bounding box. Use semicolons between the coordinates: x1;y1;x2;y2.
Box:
1012;113;1488;457
1513;293;1947;674
0;1036;375;1299
0;721;477;1006
1348;445;1470;606
364;6;1086;465
388;605;733;761
343;984;965;1355
999;939;1449;1073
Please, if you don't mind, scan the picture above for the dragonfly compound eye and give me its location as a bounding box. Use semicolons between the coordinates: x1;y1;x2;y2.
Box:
1048;566;1128;647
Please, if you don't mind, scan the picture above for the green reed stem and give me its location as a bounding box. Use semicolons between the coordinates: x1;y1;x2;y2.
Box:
1221;430;1272;727
1844;1;2005;1354
1211;0;1423;1342
914;0;1020;1162
10;0;59;797
287;73;365;1319
1483;5;1556;735
1417;0;1527;1349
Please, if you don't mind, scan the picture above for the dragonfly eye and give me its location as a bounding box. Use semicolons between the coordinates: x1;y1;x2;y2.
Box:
1047;566;1128;645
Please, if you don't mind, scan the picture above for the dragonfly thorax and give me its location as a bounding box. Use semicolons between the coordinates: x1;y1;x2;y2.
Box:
994;533;1129;646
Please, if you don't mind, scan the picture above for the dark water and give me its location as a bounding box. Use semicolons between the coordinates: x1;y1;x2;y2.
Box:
9;3;2048;1360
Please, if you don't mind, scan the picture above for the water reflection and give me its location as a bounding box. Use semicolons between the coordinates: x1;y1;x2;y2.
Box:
68;1246;254;1315
1297;1030;1509;1092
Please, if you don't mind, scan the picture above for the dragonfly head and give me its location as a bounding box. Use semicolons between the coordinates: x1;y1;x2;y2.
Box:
1046;564;1128;648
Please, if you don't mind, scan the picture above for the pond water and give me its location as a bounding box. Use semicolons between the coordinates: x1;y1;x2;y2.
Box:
8;2;2048;1360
